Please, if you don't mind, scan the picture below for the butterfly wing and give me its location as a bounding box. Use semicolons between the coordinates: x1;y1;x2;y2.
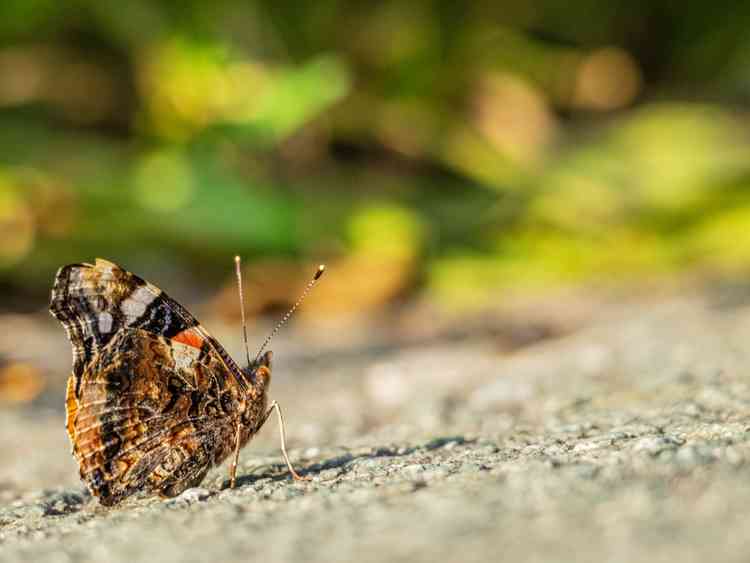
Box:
50;258;200;390
66;327;244;505
50;258;259;504
50;258;248;396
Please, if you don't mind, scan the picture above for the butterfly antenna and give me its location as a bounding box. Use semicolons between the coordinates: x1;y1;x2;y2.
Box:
234;256;253;368
254;264;326;364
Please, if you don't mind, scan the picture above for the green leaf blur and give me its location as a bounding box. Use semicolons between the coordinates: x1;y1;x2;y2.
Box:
1;1;749;311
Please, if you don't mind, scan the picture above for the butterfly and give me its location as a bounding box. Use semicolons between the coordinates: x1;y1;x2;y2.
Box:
49;257;324;506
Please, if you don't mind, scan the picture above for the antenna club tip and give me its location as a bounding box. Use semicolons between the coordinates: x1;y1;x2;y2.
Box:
234;255;241;263
314;264;326;280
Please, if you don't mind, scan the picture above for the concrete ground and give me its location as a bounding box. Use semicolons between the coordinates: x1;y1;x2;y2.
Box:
2;288;750;562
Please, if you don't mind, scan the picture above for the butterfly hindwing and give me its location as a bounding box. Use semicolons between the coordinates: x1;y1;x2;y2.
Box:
66;327;243;505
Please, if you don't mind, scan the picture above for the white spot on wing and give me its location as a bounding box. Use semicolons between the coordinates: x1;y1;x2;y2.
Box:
98;312;113;333
172;341;201;370
121;286;158;319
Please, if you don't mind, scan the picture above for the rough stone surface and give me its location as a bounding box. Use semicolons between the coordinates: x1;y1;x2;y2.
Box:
2;291;750;562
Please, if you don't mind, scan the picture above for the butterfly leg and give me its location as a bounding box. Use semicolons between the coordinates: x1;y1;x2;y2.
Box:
261;400;310;481
229;417;242;488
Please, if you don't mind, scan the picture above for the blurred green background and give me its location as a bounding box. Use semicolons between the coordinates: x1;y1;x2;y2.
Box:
2;0;750;314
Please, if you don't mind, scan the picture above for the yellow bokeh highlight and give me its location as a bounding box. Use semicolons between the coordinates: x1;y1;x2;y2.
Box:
429;228;676;310
685;206;750;273
574;47;642;111
133;149;195;212
136;38;350;142
0;182;35;267
612;104;750;212
473;72;557;166
348;203;423;261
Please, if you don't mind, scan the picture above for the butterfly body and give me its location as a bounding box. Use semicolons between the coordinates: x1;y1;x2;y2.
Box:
50;258;275;505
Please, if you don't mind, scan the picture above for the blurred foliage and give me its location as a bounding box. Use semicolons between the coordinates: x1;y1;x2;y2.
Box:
1;1;750;312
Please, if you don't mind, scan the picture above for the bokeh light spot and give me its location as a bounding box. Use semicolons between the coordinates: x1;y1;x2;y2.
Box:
133;150;194;212
574;47;642;111
0;184;35;267
348;204;423;261
473;72;556;165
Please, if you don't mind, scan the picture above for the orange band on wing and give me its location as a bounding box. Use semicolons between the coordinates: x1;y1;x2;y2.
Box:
173;329;205;349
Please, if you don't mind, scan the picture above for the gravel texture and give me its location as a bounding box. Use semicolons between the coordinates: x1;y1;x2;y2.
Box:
2;290;750;562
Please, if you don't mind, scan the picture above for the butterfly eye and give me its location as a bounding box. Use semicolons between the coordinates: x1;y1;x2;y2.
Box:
258;350;273;369
254;366;271;387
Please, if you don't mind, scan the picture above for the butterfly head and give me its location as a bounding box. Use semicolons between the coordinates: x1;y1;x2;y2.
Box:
248;350;273;388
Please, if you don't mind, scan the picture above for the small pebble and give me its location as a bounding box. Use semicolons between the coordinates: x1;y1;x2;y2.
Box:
169;488;211;505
